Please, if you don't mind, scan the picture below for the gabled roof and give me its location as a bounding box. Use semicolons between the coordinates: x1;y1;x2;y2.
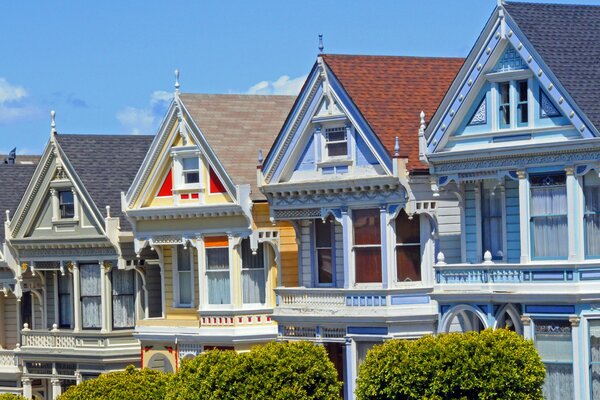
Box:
54;134;154;231
179;93;296;200
504;1;600;131
321;54;464;171
0;164;38;245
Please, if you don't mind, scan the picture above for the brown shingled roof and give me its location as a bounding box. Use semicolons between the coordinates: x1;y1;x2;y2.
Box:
179;94;296;200
322;54;464;171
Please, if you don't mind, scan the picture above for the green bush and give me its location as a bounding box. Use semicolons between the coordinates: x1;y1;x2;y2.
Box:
356;329;545;400
58;365;170;400
0;394;27;400
167;341;342;400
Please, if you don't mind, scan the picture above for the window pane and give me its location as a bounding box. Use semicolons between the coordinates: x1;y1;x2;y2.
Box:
396;245;421;282
206;248;228;270
80;264;101;329
327;142;347;157
185;171;200;184
177;246;191;271
59;191;75;218
179;271;192;305
518;80;528;102
327;129;346;142
590;321;600;397
355;248;382;283
535;320;574;400
315;218;332;247
482;185;503;259
241;240;266;304
58;275;71;328
207;271;230;304
317;249;333;284
353;209;381;245
112;270;135;328
182;157;199;171
500;82;510;104
395;210;420;244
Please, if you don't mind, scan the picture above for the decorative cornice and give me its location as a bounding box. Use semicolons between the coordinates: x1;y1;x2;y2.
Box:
127;204;244;221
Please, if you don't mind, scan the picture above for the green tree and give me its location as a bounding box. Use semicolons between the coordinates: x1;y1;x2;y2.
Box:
0;394;27;400
356;329;545;400
58;365;169;400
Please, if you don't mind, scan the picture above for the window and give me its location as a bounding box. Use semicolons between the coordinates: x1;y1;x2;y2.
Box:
584;172;600;257
176;246;193;307
499;82;511;129
353;209;382;283
59;190;75;219
530;173;568;259
516;80;529;126
182;157;200;185
395;210;421;282
205;237;230;305
535;320;574;400
315;218;334;285
112;269;135;329
589;320;600;398
325;127;348;158
57;275;72;328
241;239;266;304
481;182;503;260
80;264;101;329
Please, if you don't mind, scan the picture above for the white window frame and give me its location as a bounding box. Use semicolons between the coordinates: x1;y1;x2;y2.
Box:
172;245;195;308
321;125;350;162
171;147;203;191
393;212;423;284
485;69;533;132
240;239;269;308
203;238;232;309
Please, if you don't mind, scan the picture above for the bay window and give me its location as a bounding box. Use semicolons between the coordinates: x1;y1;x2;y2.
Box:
395;210;421;282
80;264;101;329
481;182;503;260
584;172;600;257
530;173;568;259
205;237;230;305
57;274;72;328
241;239;266;304
353;209;381;283
535;320;574;400
176;246;193;307
315;218;334;285
112;269;135;329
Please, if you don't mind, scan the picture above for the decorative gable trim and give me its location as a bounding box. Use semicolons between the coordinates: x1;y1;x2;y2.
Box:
426;6;598;155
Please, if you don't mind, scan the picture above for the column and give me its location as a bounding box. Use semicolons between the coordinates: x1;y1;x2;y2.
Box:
100;262;112;333
51;378;62;400
72;263;81;332
520;315;533;340
50;189;59;221
474;184;482;261
565;167;579;261
570;316;582;400
379;206;389;288
53;272;59;327
344;338;356;400
341;208;352;289
22;377;32;399
71;188;79;220
517;171;530;264
0;296;5;348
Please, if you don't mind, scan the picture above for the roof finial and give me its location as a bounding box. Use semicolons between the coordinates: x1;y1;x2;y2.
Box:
394;136;400;157
257;149;264;166
174;69;180;94
419;111;426;133
50;110;56;136
497;0;505;6
318;34;324;53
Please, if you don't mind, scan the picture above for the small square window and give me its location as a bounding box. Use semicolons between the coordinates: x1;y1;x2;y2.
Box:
59;191;75;219
182;157;200;184
325;127;348;158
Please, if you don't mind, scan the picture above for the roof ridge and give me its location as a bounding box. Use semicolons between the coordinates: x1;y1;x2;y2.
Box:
322;53;465;60
506;1;600;8
55;133;155;138
180;93;297;98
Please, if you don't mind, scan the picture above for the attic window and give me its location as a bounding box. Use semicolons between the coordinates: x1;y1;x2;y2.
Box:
59;191;75;219
182;157;200;184
325;126;348;158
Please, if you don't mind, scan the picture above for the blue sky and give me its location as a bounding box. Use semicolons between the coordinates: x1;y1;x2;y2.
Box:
0;0;596;154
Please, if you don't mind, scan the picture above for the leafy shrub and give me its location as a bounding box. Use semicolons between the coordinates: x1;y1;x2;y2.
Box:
356;329;545;400
0;394;27;400
167;341;341;400
58;365;169;400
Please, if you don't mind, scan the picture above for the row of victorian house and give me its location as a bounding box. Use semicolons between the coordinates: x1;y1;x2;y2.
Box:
0;2;598;399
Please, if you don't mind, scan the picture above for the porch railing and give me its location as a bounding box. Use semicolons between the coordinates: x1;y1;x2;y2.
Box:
21;329;138;350
0;350;18;367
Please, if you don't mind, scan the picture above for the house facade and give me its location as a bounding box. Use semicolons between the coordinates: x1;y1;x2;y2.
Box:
424;2;600;399
258;54;463;398
0;123;153;399
122;86;299;373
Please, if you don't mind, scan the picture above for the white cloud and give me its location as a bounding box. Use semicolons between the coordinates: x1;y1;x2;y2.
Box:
0;78;27;103
246;75;307;95
0;78;38;124
117;90;173;134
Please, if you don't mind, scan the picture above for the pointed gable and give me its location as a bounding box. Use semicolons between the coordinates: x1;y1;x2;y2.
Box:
505;2;600;131
321;55;464;171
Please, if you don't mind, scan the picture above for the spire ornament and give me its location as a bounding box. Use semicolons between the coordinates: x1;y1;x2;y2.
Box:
318;34;324;53
394;136;400;157
50;110;57;136
174;69;180;94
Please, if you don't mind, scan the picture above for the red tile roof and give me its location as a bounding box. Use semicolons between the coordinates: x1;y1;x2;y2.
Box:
322;54;464;171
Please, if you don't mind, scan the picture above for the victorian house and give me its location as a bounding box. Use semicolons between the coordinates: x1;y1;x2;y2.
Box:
0;121;153;399
424;2;600;399
122;81;298;373
258;53;463;398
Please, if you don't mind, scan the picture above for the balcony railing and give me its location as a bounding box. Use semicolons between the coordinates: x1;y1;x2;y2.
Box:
21;328;138;352
0;350;18;368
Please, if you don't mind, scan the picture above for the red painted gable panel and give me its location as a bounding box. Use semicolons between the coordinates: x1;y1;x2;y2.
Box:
209;168;227;194
157;169;173;197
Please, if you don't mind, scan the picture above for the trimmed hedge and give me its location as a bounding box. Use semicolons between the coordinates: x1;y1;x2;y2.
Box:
166;341;342;400
356;329;545;400
0;394;27;400
58;365;170;400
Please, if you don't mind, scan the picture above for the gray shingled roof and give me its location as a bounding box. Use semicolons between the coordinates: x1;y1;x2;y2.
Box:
55;134;154;231
0;164;38;245
179;94;296;201
505;1;600;130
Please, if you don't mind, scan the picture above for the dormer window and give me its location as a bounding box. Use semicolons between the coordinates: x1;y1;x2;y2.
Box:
325;127;348;158
182;157;200;184
59;190;75;219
